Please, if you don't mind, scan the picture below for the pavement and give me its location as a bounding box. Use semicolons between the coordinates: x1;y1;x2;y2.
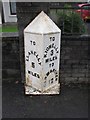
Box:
2;80;89;118
0;34;2;120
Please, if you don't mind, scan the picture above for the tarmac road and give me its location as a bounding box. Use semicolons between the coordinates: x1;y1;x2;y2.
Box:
2;81;88;118
0;36;2;120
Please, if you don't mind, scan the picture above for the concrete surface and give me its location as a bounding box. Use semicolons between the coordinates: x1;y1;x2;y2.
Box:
0;86;2;120
2;81;89;118
0;32;2;120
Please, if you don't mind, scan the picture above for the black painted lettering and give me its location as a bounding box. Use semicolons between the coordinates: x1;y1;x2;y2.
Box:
37;58;40;62
46;72;49;76
38;62;41;65
50;37;52;41
52;37;55;41
46;46;49;52
30;41;32;45
49;78;54;84
50;49;54;56
55;74;58;78
44;43;59;60
34;51;36;55
34;73;36;77
45;56;57;63
37;74;40;78
52;43;54;47
49;63;51;67
28;52;30;55
30;41;36;45
31;62;35;68
44;54;47;58
33;41;36;45
52;63;54;67
56;51;59;53
50;57;52;62
26;59;29;61
45;50;47;54
44;69;58;85
50;37;55;41
45;58;49;63
49;44;52;49
26;56;29;61
28;70;40;78
49;62;54;67
27;50;41;66
51;78;54;83
55;78;58;81
53;69;55;72
28;70;30;74
54;56;57;60
31;50;33;54
36;54;38;58
50;69;52;73
53;45;56;49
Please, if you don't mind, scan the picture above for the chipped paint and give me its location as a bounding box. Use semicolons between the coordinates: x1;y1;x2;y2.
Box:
25;83;60;95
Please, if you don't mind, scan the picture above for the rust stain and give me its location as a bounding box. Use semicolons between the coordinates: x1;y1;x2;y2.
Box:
26;75;32;86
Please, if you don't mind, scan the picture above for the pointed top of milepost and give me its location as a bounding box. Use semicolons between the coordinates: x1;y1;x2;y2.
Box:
24;11;61;34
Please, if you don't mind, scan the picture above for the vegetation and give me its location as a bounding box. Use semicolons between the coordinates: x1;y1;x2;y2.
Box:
49;4;87;34
0;25;18;32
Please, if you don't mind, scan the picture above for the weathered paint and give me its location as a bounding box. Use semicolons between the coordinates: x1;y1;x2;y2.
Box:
24;11;61;95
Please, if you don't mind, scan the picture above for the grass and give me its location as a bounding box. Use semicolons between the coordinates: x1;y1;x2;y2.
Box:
0;25;18;32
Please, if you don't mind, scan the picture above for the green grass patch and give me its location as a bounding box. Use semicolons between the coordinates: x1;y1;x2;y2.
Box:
0;25;18;32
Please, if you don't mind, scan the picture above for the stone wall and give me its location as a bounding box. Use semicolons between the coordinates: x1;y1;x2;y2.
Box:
2;35;89;84
2;36;21;81
60;36;88;84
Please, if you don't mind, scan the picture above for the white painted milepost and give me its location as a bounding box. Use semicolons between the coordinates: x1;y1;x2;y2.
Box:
24;11;61;95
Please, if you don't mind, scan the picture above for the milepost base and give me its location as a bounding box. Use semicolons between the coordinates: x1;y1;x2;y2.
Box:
25;84;60;95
